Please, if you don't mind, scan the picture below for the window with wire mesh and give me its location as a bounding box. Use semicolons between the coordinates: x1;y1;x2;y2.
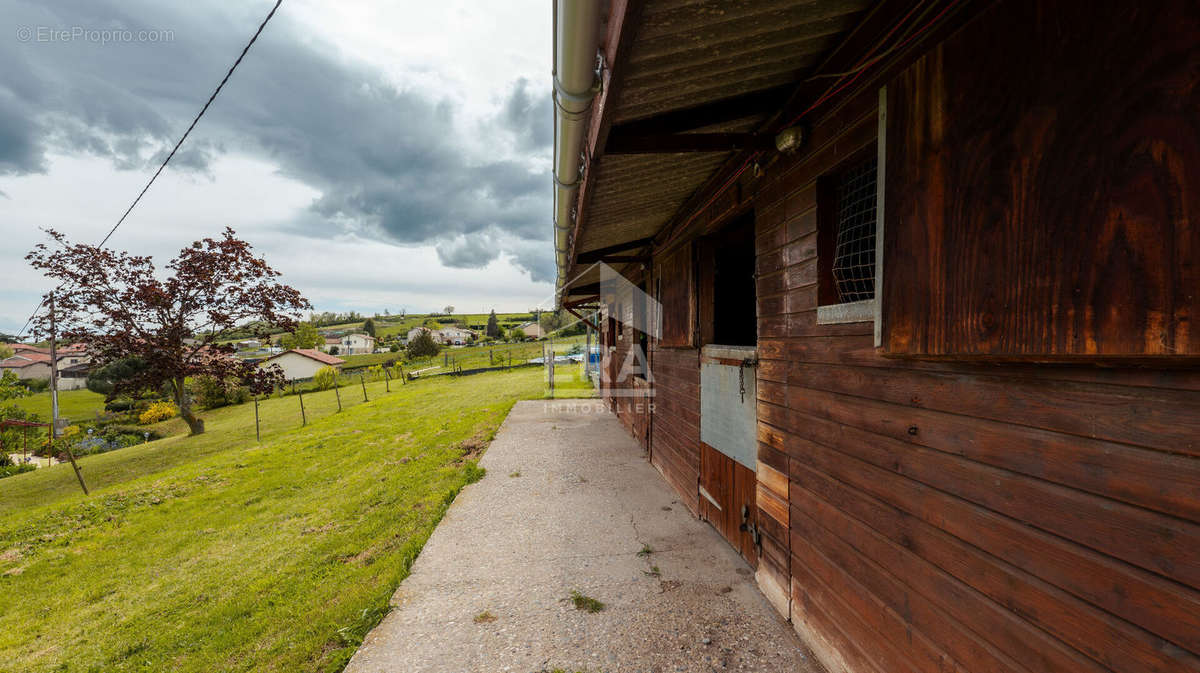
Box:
830;155;878;303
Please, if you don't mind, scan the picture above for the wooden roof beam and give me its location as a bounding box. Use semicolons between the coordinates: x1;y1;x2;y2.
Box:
605;84;795;140
576;236;656;263
606;132;775;154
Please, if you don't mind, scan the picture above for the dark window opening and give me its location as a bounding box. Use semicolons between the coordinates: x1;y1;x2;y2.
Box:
819;151;878;306
699;213;757;347
635;281;649;363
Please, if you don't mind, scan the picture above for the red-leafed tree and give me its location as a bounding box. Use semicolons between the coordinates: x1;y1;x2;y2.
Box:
27;228;311;435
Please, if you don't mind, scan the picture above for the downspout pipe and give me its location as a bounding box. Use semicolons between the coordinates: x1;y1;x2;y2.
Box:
552;0;602;304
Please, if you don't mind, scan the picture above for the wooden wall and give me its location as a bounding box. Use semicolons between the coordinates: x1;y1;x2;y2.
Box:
883;1;1200;358
646;344;700;516
747;6;1200;668
593;3;1200;672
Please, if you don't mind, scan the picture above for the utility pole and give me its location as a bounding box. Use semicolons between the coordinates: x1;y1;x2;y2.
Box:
48;292;60;435
48;292;88;495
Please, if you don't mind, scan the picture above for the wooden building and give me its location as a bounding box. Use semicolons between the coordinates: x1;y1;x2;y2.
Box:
551;1;1200;671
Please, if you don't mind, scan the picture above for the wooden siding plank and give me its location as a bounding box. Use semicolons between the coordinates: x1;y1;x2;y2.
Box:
792;460;1200;673
786;431;1200;655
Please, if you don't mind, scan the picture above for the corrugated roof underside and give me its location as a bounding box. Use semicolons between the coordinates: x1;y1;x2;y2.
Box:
573;0;871;261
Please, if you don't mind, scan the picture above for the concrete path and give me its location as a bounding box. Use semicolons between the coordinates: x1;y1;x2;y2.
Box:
345;400;821;673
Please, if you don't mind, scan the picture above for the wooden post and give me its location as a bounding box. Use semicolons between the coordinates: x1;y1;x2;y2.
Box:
254;395;261;442
297;384;307;426
334;384;342;411
399;364;406;384
384;367;391;392
360;373;368;402
61;440;88;495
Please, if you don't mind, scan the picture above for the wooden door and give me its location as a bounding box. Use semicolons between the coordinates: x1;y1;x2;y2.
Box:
699;442;758;565
698;346;760;566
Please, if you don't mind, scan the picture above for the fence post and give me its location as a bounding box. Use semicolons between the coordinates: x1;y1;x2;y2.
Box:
399;363;406;384
254;395;261;441
360;373;368;402
298;385;307;426
384;367;391;392
334;384;342;412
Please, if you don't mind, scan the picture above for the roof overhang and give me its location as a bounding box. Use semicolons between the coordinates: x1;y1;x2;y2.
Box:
553;0;935;297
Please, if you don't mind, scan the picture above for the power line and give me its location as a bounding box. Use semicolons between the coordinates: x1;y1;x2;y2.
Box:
13;0;284;341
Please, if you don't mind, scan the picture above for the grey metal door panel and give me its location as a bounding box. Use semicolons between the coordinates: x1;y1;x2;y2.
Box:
700;349;757;470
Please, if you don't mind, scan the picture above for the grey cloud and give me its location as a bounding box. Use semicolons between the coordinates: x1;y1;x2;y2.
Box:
498;77;552;151
436;233;502;268
0;0;555;280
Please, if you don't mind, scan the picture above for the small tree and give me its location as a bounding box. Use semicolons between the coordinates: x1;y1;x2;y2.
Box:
485;310;499;338
443;305;454;316
406;330;440;359
313;366;338;391
329;345;340;355
27;228;310;435
0;371;27;401
362;318;376;337
280;322;320;350
0;344;12;360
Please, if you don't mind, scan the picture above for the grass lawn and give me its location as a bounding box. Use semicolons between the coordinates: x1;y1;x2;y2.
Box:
8;388;107;423
0;367;591;673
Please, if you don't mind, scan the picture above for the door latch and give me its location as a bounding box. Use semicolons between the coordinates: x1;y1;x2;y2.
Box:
740;504;760;546
737;357;757;404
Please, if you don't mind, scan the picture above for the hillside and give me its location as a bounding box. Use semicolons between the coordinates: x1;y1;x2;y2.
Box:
0;368;592;672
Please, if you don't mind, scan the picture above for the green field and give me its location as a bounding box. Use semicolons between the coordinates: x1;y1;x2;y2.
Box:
7;388;107;423
0;367;593;672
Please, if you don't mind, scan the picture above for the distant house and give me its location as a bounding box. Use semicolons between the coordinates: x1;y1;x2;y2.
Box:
406;327;436;344
519;322;543;339
237;339;262;351
0;345;91;390
316;333;375;355
257;349;343;381
0;353;52;381
438;327;476;346
340;333;376;355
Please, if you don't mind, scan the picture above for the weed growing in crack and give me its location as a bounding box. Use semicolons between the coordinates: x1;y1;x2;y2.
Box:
569;590;605;613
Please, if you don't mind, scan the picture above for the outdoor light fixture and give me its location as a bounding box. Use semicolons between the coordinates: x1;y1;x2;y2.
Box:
774;126;805;154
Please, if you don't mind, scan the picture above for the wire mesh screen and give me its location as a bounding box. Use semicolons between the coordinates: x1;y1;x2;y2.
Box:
832;156;878;302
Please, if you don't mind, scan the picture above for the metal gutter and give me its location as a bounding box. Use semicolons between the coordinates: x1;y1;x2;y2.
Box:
552;0;603;304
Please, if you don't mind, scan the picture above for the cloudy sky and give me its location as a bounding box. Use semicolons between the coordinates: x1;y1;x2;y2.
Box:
0;0;554;335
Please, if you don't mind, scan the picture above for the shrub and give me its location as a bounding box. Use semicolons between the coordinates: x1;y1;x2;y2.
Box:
191;375;251;410
24;378;50;393
313;366;338;391
139;401;178;425
406;331;440;359
192;375;229;410
389;344;399;353
104;397;135;413
0;463;37;479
